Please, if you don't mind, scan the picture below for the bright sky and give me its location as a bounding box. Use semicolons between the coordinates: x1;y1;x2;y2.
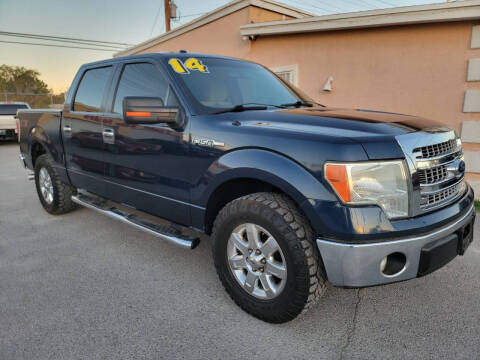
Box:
0;0;443;93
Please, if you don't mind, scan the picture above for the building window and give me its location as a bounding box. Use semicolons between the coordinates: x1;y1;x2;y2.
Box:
271;64;298;87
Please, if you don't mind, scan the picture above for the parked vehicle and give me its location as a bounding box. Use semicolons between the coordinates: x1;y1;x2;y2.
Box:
18;53;475;323
0;102;30;140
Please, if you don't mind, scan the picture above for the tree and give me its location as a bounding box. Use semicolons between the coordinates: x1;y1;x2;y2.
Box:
0;65;50;94
0;65;53;108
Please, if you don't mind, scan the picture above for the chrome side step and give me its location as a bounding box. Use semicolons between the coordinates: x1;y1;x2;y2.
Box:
71;194;200;249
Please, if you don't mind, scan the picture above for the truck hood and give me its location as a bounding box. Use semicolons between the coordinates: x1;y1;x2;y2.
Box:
230;107;449;159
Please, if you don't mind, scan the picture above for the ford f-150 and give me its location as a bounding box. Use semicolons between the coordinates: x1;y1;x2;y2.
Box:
18;53;476;323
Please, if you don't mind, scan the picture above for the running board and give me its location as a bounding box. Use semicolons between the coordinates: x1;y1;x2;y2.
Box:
71;194;200;249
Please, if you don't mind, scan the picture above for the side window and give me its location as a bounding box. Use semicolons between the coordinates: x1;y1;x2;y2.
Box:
73;66;112;112
113;63;168;114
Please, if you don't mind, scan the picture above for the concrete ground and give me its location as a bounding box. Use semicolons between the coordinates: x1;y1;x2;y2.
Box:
1;141;479;360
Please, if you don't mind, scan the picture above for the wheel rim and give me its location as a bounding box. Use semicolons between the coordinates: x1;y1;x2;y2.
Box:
39;167;54;204
227;223;287;300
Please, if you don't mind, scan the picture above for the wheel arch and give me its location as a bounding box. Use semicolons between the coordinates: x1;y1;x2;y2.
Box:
30;140;47;168
199;149;336;235
29;128;70;185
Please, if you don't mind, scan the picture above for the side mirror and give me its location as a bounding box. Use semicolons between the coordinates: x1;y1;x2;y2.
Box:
123;96;178;125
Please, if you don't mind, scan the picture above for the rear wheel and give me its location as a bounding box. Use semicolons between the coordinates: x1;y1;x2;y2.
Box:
212;192;327;323
34;154;78;214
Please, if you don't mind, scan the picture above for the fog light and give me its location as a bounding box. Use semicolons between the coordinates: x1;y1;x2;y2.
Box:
380;252;407;276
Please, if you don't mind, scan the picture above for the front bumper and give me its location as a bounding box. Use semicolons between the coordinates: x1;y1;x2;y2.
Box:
317;202;476;287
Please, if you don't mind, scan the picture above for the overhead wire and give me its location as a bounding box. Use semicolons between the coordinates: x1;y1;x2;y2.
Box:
0;31;132;46
0;33;127;50
0;40;123;52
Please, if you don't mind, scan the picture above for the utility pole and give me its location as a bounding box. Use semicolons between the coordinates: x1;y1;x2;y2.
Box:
164;0;171;32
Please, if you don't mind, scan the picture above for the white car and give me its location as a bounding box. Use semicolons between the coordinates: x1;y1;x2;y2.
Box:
0;102;30;140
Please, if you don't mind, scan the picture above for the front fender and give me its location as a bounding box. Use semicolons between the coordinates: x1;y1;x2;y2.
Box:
192;148;338;234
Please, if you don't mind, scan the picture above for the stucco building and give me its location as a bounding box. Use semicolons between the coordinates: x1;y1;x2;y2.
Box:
115;0;480;198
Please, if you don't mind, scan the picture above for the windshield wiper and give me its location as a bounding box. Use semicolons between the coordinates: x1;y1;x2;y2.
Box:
280;100;314;108
213;104;268;115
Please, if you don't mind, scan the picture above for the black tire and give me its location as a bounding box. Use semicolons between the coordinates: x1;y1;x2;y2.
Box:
34;154;78;214
212;192;327;323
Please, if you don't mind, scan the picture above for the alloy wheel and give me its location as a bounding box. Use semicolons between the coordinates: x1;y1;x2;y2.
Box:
226;223;287;299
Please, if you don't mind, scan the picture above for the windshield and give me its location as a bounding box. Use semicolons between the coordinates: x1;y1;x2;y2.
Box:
0;104;28;115
164;57;314;114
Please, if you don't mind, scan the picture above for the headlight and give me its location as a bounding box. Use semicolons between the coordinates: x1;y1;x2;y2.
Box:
325;160;409;219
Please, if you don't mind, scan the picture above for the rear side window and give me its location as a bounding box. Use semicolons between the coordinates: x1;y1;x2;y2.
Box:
73;66;112;112
0;104;28;115
113;63;168;114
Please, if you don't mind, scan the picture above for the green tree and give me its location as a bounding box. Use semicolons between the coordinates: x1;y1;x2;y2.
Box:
0;64;53;108
0;65;49;94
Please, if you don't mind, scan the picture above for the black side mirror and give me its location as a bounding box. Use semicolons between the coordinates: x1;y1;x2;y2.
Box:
123;96;178;125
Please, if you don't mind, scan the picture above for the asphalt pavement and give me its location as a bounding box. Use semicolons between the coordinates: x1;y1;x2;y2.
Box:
1;141;479;359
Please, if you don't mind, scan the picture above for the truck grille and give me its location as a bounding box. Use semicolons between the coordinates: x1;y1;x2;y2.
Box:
420;182;465;209
415;137;464;210
417;165;448;184
396;130;465;215
414;139;457;159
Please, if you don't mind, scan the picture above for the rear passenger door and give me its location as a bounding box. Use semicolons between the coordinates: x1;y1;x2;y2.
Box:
62;65;113;197
101;61;191;225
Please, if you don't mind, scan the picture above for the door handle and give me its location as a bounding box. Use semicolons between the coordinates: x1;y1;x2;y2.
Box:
102;128;114;137
102;128;115;144
63;125;72;138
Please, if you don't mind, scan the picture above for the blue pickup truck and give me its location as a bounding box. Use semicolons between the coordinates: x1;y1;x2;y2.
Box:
18;53;475;323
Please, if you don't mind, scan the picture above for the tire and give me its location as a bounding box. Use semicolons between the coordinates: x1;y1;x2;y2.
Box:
212;192;327;323
34;154;78;214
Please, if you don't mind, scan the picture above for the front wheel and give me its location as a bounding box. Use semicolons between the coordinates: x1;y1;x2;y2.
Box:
34;154;78;214
212;192;327;323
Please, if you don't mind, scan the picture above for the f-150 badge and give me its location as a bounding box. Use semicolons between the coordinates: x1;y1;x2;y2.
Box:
192;137;224;148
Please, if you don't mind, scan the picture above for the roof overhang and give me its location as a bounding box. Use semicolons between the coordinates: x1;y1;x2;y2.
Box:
114;0;312;57
240;0;480;37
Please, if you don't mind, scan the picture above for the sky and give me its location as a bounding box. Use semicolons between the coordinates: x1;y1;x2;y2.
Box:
0;0;444;93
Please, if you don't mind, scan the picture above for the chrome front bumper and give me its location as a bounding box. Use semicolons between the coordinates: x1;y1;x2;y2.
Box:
316;204;476;287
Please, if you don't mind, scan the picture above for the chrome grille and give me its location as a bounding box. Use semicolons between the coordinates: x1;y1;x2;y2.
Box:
414;139;456;159
395;130;465;215
417;165;448;185
420;182;465;209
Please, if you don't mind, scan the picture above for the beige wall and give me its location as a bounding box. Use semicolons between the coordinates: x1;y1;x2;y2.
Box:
139;8;251;58
137;6;294;60
248;6;294;23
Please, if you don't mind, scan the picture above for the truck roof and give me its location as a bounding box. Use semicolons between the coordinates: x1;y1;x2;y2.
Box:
81;52;246;68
